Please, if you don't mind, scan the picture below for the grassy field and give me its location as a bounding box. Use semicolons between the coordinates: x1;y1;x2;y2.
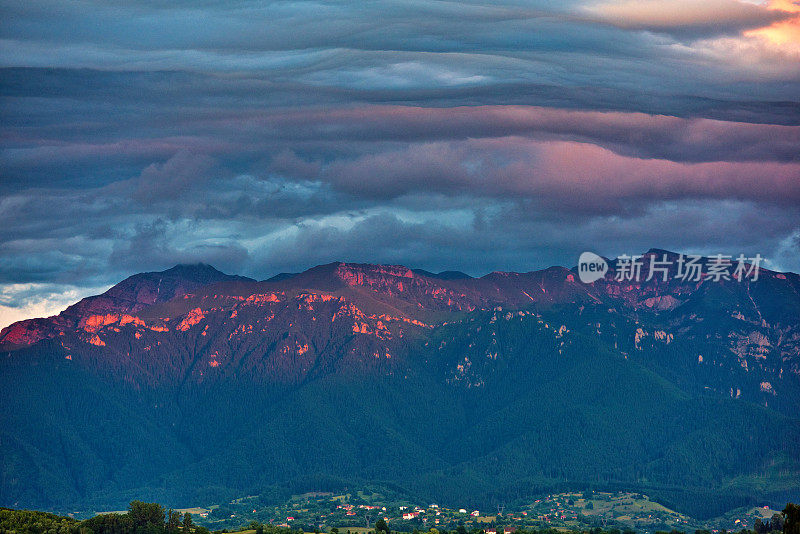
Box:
178;508;211;515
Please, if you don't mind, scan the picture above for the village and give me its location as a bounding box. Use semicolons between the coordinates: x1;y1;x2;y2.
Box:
186;491;783;534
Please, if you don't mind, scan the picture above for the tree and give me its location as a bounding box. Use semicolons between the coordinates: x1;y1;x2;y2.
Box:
209;507;234;520
772;513;785;533
784;504;800;534
129;501;166;530
375;519;390;534
167;510;181;534
183;513;194;533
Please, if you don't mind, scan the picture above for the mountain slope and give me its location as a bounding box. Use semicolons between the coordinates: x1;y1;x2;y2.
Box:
1;256;798;517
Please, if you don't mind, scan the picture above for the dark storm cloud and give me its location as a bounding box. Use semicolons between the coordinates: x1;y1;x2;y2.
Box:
132;151;220;203
260;200;800;276
107;218;250;274
0;0;799;325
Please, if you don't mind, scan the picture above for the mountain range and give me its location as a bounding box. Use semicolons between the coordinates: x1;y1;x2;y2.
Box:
1;251;799;518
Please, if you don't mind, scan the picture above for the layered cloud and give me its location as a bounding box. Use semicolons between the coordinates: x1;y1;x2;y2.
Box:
316;137;800;211
0;0;798;328
583;0;790;37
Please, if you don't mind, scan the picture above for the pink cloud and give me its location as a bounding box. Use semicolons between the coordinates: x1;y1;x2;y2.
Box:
317;137;800;212
582;0;789;33
200;104;800;163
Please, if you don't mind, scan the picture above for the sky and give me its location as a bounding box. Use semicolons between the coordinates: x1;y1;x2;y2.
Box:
1;0;799;329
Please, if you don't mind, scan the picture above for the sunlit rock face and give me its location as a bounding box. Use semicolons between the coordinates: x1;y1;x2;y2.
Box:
2;256;798;412
0;263;252;350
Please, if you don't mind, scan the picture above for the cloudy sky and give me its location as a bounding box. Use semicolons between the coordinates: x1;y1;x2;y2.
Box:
1;0;799;329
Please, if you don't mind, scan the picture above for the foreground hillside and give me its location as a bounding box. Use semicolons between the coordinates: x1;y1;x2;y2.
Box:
1;253;799;517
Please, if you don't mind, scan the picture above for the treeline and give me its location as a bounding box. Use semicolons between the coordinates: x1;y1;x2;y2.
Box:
1;502;293;534
1;503;799;534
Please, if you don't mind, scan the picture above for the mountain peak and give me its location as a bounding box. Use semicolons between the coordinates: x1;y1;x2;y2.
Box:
0;263;254;349
152;262;254;285
643;248;680;257
164;262;220;273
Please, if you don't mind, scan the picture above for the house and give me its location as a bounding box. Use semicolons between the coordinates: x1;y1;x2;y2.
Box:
471;511;480;517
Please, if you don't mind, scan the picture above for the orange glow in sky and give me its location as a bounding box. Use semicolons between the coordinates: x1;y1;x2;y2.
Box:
745;0;800;46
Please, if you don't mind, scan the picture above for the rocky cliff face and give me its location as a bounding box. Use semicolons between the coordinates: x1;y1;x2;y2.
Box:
3;256;796;409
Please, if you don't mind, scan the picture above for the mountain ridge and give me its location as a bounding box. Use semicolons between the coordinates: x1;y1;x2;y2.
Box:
4;251;797;347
